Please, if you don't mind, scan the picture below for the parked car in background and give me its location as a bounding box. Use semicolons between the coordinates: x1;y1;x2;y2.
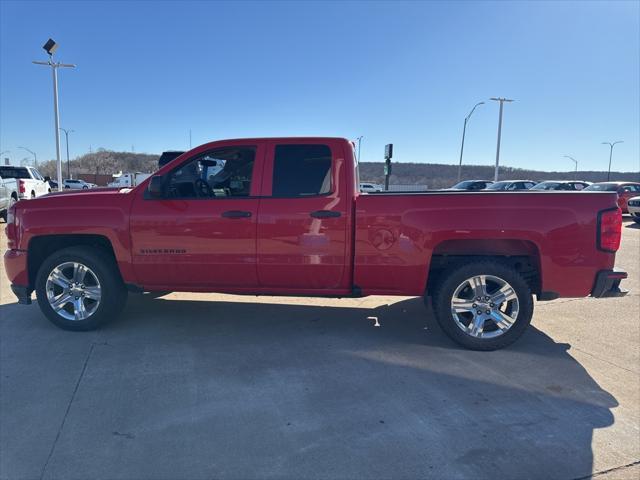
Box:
446;180;494;191
583;182;640;213
0;174;19;222
360;182;383;193
46;179;58;191
4;137;628;351
530;180;591;191
108;172;152;188
63;179;95;190
0;166;50;199
484;180;537;191
627;197;640;223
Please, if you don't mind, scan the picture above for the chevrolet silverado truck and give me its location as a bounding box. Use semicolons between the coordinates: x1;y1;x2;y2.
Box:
4;137;628;350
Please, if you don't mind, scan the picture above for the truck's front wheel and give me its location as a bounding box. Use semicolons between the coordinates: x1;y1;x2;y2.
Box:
35;246;128;331
432;262;534;351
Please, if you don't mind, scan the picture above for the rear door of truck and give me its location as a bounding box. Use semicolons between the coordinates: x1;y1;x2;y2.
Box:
256;139;352;292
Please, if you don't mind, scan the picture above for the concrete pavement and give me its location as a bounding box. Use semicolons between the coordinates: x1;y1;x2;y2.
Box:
1;219;638;479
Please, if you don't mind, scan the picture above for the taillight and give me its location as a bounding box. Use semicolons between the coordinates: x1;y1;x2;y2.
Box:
5;204;18;249
19;180;25;193
598;207;622;252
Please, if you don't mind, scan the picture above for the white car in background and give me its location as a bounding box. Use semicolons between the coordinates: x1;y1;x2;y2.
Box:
360;182;383;193
627;196;640;224
0;165;50;199
63;179;96;190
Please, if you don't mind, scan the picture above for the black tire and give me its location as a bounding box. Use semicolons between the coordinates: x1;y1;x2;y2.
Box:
35;246;128;331
431;261;534;351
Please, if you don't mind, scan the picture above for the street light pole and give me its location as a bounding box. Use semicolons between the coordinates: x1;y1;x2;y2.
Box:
564;155;578;180
457;102;484;182
33;39;75;192
59;128;74;179
356;136;363;163
490;97;514;181
18;146;37;167
602;141;623;181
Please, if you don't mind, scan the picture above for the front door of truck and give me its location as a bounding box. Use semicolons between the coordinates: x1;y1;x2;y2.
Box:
129;143;265;288
256;140;350;291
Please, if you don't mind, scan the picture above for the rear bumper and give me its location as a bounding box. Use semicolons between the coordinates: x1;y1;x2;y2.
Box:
591;269;628;298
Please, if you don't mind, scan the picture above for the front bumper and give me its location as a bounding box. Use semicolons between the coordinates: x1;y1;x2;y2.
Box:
591;269;628;298
11;285;32;305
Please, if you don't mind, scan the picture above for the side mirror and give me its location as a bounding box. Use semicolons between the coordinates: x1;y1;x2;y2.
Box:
44;176;51;182
147;176;165;198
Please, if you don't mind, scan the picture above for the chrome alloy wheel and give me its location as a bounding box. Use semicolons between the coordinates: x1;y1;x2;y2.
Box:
45;262;102;321
450;274;520;339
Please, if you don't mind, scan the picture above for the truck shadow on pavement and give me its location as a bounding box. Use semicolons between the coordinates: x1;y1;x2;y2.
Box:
1;296;619;479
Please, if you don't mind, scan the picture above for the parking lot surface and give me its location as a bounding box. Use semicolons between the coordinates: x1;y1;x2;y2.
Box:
1;220;639;480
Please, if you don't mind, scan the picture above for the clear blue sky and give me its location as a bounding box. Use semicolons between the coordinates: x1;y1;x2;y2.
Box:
1;0;638;172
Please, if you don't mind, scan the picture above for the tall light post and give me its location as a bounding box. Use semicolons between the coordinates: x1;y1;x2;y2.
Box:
18;146;37;167
490;97;514;181
564;155;578;180
356;136;363;163
457;101;484;182
33;39;75;192
602;141;623;181
59;128;74;178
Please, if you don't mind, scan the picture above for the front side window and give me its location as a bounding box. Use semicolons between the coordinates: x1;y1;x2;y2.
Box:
272;144;332;197
166;147;255;199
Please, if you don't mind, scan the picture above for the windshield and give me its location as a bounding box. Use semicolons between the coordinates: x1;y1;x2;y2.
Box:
486;182;510;190
0;166;30;179
584;183;619;191
531;182;561;190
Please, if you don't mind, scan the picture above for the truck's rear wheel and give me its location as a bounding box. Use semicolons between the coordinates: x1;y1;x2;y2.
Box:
35;246;128;331
431;261;534;351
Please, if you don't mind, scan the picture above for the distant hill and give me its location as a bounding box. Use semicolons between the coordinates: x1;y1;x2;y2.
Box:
35;150;639;189
37;149;159;179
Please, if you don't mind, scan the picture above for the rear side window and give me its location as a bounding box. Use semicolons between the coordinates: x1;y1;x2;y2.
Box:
272;144;332;197
0;167;30;179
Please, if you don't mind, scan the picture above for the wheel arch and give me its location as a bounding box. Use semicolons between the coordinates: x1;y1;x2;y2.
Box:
426;239;543;297
27;234;119;288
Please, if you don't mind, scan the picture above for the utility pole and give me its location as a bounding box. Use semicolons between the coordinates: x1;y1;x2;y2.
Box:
602;141;623;181
18;147;37;167
490;97;514;181
33;39;75;192
564;155;578;180
457;102;484;182
59;128;74;178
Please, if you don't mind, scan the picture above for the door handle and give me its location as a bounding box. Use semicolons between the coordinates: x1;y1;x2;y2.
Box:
310;210;341;218
222;210;252;218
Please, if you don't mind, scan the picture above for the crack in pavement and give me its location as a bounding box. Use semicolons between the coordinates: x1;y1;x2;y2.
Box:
39;342;96;480
572;459;640;479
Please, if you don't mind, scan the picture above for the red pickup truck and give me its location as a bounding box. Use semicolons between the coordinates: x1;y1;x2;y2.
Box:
4;137;628;350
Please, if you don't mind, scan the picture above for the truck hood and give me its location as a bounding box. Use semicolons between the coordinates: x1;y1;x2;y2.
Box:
45;187;129;197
